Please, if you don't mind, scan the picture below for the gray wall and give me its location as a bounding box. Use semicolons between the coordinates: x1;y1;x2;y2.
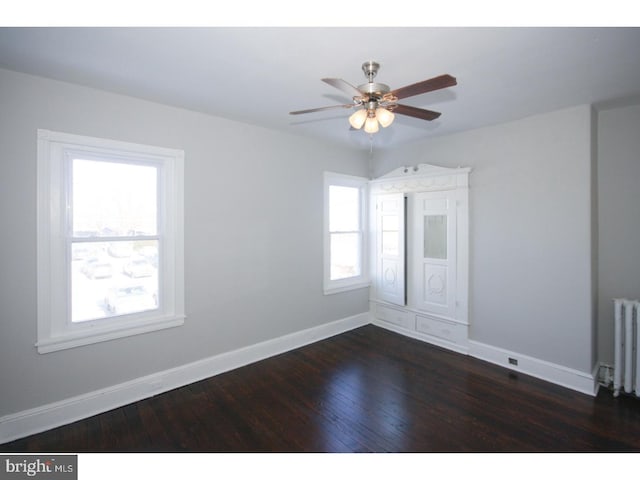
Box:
0;68;370;417
597;102;640;365
373;105;596;374
4;62;637;420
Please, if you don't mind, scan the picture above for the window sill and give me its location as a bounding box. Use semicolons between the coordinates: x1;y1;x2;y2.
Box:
36;314;185;354
323;281;370;296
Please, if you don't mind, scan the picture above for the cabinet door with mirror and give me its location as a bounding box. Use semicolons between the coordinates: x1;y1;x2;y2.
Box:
408;190;457;318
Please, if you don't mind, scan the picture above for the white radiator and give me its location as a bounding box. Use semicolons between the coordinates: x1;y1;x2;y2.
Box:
613;298;640;397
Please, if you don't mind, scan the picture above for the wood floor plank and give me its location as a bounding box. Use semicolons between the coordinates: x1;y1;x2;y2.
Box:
2;325;640;452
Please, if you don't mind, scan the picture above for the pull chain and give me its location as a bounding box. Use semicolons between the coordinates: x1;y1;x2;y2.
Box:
368;134;375;179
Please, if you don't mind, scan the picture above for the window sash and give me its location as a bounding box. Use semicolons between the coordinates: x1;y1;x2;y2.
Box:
328;185;361;232
329;231;362;280
70;156;160;239
66;154;163;325
68;238;161;324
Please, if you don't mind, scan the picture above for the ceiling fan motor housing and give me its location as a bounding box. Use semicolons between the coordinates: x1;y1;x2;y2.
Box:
359;61;390;99
358;82;391;98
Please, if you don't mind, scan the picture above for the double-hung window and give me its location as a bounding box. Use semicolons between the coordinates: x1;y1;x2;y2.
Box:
36;129;184;353
323;172;369;294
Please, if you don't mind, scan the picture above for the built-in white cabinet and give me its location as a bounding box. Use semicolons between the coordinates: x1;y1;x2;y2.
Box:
369;164;471;354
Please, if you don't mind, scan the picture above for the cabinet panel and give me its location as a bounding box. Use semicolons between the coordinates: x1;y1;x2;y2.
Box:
374;304;411;329
415;314;466;345
423;264;448;306
410;190;457;318
374;193;405;306
381;257;401;293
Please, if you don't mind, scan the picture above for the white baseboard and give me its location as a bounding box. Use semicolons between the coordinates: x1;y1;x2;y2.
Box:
373;318;597;396
0;312;370;445
468;340;599;397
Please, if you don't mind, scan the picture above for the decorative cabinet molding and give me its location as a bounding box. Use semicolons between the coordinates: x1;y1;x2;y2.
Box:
369;164;471;194
370;163;471;354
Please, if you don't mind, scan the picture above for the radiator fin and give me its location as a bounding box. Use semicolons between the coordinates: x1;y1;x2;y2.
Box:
613;298;640;397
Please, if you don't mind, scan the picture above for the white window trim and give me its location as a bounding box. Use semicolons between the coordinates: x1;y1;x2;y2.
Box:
323;171;370;295
36;129;185;354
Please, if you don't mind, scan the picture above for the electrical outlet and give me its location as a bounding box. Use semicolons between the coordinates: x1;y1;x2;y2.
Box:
508;357;518;366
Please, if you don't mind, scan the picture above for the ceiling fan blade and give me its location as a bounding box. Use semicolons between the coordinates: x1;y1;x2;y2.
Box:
388;74;457;100
289;104;355;115
321;78;363;98
393;104;441;121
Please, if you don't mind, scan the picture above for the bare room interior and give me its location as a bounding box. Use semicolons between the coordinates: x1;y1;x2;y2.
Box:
1;26;640;456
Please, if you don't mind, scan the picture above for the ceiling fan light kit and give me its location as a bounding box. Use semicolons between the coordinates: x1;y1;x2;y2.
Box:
290;61;457;135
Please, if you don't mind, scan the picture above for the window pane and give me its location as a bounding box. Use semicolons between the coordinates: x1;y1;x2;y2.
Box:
72;159;158;237
71;240;159;322
329;185;359;232
330;232;361;280
424;215;447;259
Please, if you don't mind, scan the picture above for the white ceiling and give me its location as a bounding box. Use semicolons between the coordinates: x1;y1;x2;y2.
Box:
1;27;639;150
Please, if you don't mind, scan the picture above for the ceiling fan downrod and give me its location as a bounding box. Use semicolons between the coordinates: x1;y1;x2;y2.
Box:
362;61;379;82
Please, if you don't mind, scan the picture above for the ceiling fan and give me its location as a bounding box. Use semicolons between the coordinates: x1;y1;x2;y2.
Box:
289;61;457;134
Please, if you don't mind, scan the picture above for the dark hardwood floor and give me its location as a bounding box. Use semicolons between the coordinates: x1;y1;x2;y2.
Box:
2;325;640;453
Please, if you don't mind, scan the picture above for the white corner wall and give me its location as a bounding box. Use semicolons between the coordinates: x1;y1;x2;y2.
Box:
0;68;370;424
597;102;640;365
374;105;596;379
